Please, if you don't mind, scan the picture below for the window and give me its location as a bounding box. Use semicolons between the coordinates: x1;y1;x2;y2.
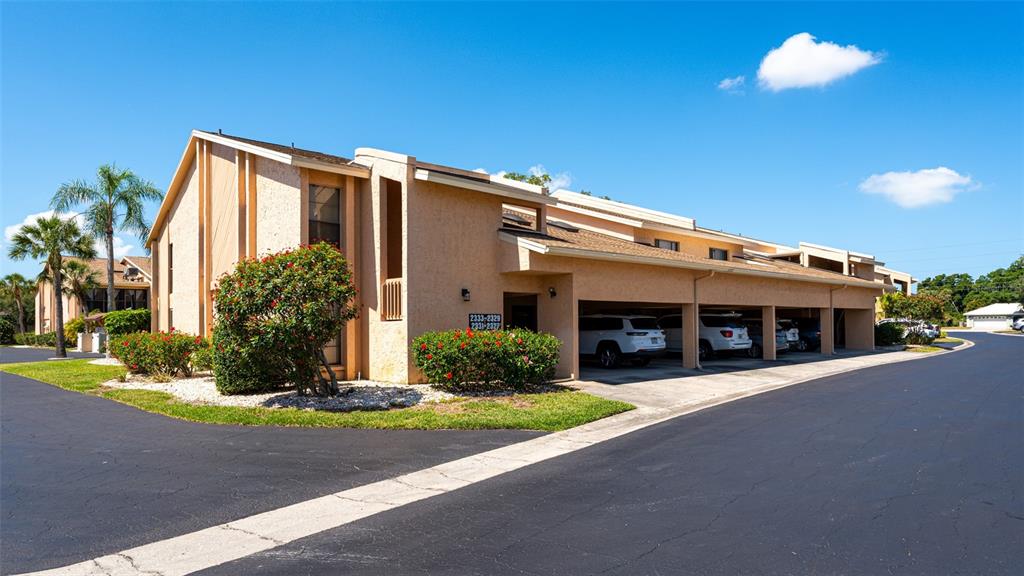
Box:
384;178;403;280
168;243;174;294
308;185;342;247
709;247;728;261
580;317;623;331
655;239;679;251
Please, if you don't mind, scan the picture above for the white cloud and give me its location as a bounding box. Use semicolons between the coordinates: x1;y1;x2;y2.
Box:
717;75;746;93
859;167;975;208
529;164;573;191
757;32;881;91
4;209;134;259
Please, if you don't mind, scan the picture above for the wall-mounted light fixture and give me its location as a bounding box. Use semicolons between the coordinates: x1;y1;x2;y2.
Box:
548;287;557;298
461;288;471;302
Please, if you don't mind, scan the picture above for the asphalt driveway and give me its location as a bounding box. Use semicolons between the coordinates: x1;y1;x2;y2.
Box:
202;332;1022;575
0;369;540;573
0;346;103;364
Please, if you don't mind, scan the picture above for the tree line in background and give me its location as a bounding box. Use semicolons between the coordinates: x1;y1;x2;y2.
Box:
880;256;1024;324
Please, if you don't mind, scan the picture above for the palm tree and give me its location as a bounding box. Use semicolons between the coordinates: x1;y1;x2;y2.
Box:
1;274;34;334
61;260;101;318
51;164;163;316
7;216;96;357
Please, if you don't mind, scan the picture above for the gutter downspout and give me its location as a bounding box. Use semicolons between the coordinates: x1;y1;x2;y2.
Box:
828;284;848;355
693;271;716;369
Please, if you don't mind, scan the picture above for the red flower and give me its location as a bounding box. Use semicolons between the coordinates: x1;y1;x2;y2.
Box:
517;338;523;345
436;342;443;349
445;372;453;380
420;343;427;351
426;353;433;360
460;342;466;349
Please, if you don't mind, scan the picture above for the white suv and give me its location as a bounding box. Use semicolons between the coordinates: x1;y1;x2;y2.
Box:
579;315;666;368
699;314;752;360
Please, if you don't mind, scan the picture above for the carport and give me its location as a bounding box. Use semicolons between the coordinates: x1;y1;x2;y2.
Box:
577;300;684;370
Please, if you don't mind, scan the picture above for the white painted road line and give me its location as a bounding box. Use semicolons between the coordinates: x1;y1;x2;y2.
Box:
19;344;970;576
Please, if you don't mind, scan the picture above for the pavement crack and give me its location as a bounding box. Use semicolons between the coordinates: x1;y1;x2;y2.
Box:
221;523;286;546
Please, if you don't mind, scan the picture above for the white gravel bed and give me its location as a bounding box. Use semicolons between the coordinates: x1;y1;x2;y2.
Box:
103;374;456;411
88;358;124;366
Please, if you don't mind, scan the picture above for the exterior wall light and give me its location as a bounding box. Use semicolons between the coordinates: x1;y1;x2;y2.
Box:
548;287;557;298
461;288;471;302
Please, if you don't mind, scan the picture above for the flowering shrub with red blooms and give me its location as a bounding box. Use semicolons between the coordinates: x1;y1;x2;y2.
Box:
412;328;561;393
212;243;357;396
109;330;211;378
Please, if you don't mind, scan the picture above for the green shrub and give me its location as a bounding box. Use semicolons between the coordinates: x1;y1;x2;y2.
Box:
109;330;209;378
212;243;358;396
104;308;151;336
64;317;86;345
190;339;214;373
874;322;904;346
904;329;936;345
0;318;14;345
14;331;57;347
412;328;562;393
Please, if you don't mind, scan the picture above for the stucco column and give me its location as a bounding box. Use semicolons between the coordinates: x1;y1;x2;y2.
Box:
681;303;698;369
819;307;834;355
845;309;875;350
762;305;776;361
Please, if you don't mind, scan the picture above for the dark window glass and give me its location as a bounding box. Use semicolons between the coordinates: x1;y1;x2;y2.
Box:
709;248;728;261
655;239;679;251
701;315;742;328
168;243;174;294
627;318;659;330
309;185;342;247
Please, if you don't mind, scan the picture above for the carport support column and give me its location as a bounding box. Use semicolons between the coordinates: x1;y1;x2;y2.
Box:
682;303;698;369
761;305;776;361
820;307;834;355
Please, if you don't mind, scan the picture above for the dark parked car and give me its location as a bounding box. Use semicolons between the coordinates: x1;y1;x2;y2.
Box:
795;319;822;351
743;320;789;358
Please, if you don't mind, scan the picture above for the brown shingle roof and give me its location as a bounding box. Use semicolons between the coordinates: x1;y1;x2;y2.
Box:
205;131;357;168
500;221;881;288
60;257;151;287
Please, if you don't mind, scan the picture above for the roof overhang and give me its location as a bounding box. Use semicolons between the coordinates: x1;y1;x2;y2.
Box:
499;231;882;290
415;168;556;205
193;130;370;178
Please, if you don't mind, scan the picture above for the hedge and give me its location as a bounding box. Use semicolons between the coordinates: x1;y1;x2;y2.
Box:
104;309;151;336
212;243;358;396
412;328;561;393
874;322;904;346
64;317;85;345
0;318;14;345
109;330;211;378
14;332;57;347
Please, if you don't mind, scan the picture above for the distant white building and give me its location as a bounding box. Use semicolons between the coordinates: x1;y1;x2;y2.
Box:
964;303;1024;330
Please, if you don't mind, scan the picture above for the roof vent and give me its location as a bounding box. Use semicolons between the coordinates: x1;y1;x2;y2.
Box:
547;220;579;233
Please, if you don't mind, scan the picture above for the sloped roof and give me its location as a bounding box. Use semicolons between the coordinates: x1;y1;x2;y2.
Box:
500;219;882;288
201;131;358;168
59;257;151;287
964;303;1024;316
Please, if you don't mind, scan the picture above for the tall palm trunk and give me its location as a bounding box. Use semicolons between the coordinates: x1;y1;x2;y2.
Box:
14;293;26;334
53;264;67;358
105;229;116;313
105;229;116;358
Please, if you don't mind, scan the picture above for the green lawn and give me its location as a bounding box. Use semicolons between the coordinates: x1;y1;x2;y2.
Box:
0;360;633;431
907;345;944;353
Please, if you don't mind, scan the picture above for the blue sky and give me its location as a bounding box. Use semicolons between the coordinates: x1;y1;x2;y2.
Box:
2;2;1022;281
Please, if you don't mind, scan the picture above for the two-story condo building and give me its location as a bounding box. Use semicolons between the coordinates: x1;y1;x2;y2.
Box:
146;130;912;383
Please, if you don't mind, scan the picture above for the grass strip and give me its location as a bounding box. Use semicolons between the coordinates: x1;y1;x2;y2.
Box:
1;360;633;431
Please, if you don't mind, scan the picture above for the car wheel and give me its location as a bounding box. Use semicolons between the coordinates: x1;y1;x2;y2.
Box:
698;340;713;362
795;338;809;352
632;358;651;367
747;343;763;359
598;343;621;369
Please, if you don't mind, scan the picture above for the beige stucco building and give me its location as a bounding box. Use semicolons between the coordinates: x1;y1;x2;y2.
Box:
146;130;915;383
35;256;151;333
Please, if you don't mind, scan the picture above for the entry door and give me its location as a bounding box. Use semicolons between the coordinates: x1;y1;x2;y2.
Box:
309;184;345;365
504;293;538;331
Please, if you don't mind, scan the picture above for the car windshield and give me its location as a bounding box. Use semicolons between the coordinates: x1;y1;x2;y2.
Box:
628;318;660;330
